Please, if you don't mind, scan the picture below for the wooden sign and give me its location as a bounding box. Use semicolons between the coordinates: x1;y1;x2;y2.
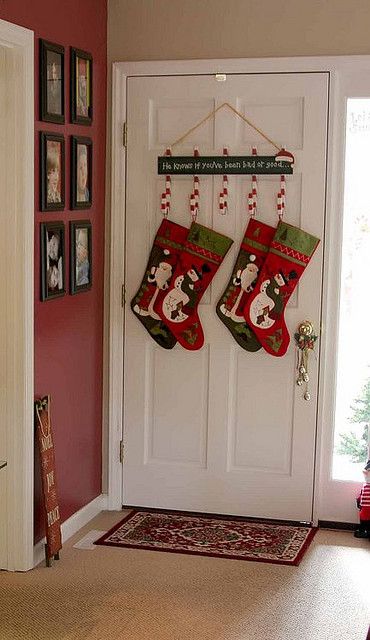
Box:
158;155;293;175
35;395;62;567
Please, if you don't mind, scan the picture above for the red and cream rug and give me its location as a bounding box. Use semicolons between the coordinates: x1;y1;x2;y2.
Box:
94;510;317;566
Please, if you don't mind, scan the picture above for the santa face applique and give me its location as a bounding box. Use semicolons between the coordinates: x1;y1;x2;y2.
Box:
148;261;172;290
219;255;258;323
133;249;173;320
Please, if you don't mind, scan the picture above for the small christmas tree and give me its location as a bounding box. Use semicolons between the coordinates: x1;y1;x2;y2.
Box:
337;378;370;462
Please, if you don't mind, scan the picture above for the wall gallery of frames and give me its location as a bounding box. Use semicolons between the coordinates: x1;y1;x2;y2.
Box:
39;38;93;302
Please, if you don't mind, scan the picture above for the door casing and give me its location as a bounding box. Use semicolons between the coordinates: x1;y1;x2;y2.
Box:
107;55;370;524
0;18;34;571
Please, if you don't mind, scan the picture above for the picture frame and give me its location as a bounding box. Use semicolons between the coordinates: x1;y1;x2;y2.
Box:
40;132;65;212
39;39;65;124
71;136;92;209
70;220;92;294
70;47;92;125
40;221;66;301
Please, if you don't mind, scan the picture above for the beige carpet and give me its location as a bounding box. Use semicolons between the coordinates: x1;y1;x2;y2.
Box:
0;510;369;640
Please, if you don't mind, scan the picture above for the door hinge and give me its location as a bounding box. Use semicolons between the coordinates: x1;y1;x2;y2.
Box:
122;122;127;147
121;284;126;307
119;440;124;464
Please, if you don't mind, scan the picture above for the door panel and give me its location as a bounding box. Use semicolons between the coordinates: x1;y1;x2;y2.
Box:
124;72;328;521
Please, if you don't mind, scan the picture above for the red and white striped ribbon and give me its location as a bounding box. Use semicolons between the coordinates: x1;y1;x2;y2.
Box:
161;147;172;218
219;147;229;215
190;147;200;222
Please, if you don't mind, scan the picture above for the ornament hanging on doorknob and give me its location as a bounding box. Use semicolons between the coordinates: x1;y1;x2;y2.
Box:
294;321;318;401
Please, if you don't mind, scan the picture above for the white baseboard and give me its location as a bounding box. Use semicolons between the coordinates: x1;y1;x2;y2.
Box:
33;493;108;568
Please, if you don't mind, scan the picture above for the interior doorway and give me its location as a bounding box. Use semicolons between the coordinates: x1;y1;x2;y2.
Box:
0;19;34;571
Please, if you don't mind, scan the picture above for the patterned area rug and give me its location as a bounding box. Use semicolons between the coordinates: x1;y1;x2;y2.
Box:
94;511;317;566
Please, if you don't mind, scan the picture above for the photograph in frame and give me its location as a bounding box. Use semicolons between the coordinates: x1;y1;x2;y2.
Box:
71;136;92;209
40;132;65;212
40;221;66;301
40;39;65;124
71;48;92;125
70;220;92;294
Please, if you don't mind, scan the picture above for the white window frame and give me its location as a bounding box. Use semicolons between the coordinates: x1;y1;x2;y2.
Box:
316;69;370;524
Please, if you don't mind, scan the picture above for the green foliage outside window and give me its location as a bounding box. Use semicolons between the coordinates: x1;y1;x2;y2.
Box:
337;377;370;463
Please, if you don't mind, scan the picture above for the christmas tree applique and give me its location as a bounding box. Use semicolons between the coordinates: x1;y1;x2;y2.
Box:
279;227;288;242
181;322;199;346
234;324;254;339
265;329;283;353
150;322;171;340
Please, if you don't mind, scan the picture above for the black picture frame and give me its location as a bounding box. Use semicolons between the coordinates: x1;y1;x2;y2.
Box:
71;136;92;209
40;221;66;301
39;39;65;124
70;47;93;125
40;132;65;212
70;220;92;294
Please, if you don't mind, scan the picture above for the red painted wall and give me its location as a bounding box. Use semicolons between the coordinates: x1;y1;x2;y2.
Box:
0;1;107;541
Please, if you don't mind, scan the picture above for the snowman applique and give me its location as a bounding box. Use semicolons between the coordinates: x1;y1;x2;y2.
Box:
162;263;211;323
249;270;297;329
133;248;173;320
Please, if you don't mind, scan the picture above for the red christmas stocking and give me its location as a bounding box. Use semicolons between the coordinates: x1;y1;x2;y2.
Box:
131;219;188;349
155;222;233;350
243;221;320;357
216;217;276;352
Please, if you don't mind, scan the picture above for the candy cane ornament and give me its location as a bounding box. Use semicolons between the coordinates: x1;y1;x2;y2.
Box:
280;174;286;218
190;147;200;222
219;147;229;215
161;147;172;218
248;193;254;218
251;146;258;217
277;192;283;220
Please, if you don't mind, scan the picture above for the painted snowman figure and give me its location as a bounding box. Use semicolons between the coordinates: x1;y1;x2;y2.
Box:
219;256;258;323
161;263;210;323
133;248;173;320
249;269;297;329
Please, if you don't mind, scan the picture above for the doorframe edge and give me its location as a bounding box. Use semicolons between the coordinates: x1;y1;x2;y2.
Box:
0;18;34;571
108;55;370;517
106;62;126;509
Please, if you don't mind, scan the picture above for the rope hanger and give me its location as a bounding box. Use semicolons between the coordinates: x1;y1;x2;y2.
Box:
169;101;281;152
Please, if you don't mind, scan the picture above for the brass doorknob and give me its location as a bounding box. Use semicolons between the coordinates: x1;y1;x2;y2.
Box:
294;321;318;401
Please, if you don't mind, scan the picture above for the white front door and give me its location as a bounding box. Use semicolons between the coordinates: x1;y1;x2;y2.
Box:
123;72;328;521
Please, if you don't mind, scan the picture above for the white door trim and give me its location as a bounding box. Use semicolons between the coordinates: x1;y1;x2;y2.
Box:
0;19;34;570
108;55;370;521
106;66;127;509
315;71;370;524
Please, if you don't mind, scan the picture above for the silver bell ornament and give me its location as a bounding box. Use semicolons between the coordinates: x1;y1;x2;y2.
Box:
294;321;318;402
